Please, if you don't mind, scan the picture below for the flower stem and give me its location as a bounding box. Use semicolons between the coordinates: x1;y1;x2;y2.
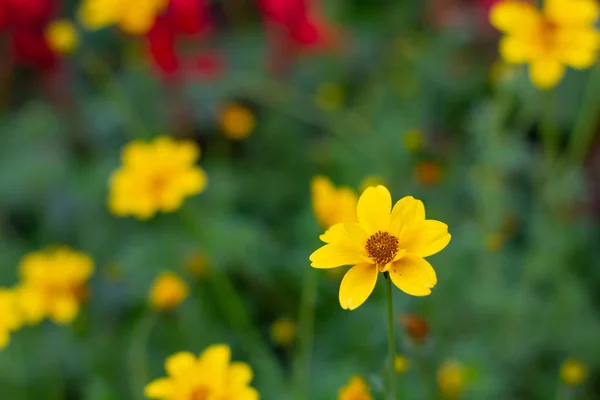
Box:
385;274;397;400
568;65;600;163
540;89;559;162
127;312;157;400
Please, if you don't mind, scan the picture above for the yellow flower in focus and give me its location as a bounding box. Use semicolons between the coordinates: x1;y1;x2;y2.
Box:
0;288;22;349
403;129;424;152
149;272;189;311
79;0;167;35
414;161;443;186
437;360;468;399
145;344;259;400
219;103;256;140
338;376;373;400
270;317;296;346
311;176;357;229
315;83;344;111
108;136;207;219
359;176;386;193
490;0;600;89
394;355;410;374
45;20;78;54
560;359;587;385
17;247;93;325
184;252;210;280
310;186;451;310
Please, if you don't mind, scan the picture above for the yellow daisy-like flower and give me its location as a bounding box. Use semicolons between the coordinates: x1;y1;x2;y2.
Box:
311;176;357;229
0;288;23;349
219;103;256;140
45;20;78;54
560;359;587;385
78;0;167;35
108;136;207;220
490;0;600;89
338;376;373;400
270;317;296;346
145;344;259;400
309;185;450;310
17;247;93;325
149;272;189;311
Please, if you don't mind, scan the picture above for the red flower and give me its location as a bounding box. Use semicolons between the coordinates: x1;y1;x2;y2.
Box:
10;26;55;69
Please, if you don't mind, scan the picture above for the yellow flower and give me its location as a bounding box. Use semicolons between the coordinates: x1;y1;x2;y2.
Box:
490;0;600;89
311;176;357;229
0;288;22;349
184;252;210;280
338;376;373;400
45;20;78;54
310;185;450;310
79;0;167;35
560;359;587;385
270;317;296;346
145;344;259;400
219;103;256;140
108;136;207;219
315;83;344;111
149;272;189;311
17;247;93;325
394;355;410;374
359;176;386;193
437;360;467;399
402;129;424;152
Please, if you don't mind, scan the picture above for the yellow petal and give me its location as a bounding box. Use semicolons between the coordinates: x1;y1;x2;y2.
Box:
357;185;391;235
319;223;346;243
144;378;174;398
389;256;437;296
339;263;378;310
529;58;565;89
198;344;230;389
235;387;260;400
165;352;196;377
490;1;540;33
499;36;534;63
50;297;79;324
0;329;9;349
389;196;425;235
545;0;599;26
228;362;253;387
309;243;365;269
401;220;451;257
556;28;599;69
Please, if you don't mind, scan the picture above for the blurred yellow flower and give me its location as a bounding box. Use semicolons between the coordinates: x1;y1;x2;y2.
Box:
359;176;386;193
394;355;410;374
485;233;505;252
219;103;256;140
270;317;296;346
560;359;587;385
315;83;344;111
17;247;93;325
149;272;189;311
145;344;259;400
184;251;210;280
0;288;22;349
414;161;443;186
78;0;166;35
437;360;468;399
108;136;207;219
311;176;357;229
310;185;450;310
403;129;424;152
490;0;600;89
45;20;78;54
338;376;373;400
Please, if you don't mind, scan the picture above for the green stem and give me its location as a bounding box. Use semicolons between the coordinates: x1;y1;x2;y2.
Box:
540;89;559;162
568;65;600;163
127;312;157;400
386;275;397;400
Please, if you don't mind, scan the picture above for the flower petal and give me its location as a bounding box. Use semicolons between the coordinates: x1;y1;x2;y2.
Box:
199;344;231;370
144;378;174;398
50;296;79;324
319;223;346;243
546;0;599;26
166;352;196;377
490;1;540;33
529;58;565;89
310;243;365;269
402;220;451;258
228;362;253;387
389;196;425;235
389;256;437;297
499;36;535;63
357;185;391;235
339;263;378;310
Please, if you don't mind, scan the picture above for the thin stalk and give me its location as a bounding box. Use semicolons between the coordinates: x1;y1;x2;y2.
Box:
568;65;600;163
385;274;397;400
540;90;559;162
127;312;157;400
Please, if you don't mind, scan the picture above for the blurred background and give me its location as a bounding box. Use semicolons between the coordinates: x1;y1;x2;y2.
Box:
1;0;600;399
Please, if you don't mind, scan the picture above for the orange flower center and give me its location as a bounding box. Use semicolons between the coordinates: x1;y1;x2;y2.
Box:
365;231;399;265
191;388;210;400
150;175;168;197
539;17;558;53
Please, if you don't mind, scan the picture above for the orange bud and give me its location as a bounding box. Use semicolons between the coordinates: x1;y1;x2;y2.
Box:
401;314;429;343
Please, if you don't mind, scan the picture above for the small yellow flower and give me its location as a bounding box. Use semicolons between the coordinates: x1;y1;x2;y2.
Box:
45;20;78;54
270;317;296;346
402;129;424;152
219;103;256;140
17;247;93;325
149;272;189;311
359;176;387;193
79;0;167;35
395;355;410;374
338;376;373;400
414;161;443;186
490;0;600;89
145;344;259;400
184;252;210;280
315;83;344;111
310;185;451;310
560;359;587;385
0;288;22;349
437;360;468;399
108;136;207;219
311;176;357;229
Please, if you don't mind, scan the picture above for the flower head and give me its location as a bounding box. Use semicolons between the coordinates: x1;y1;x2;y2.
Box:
394;355;410;374
0;288;22;349
149;271;189;311
79;0;167;35
219;103;256;140
108;136;207;219
145;344;259;400
17;247;93;325
311;176;357;229
310;185;450;310
270;317;296;346
45;20;78;54
338;376;373;400
184;251;210;280
490;0;600;89
437;360;468;399
560;359;587;385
